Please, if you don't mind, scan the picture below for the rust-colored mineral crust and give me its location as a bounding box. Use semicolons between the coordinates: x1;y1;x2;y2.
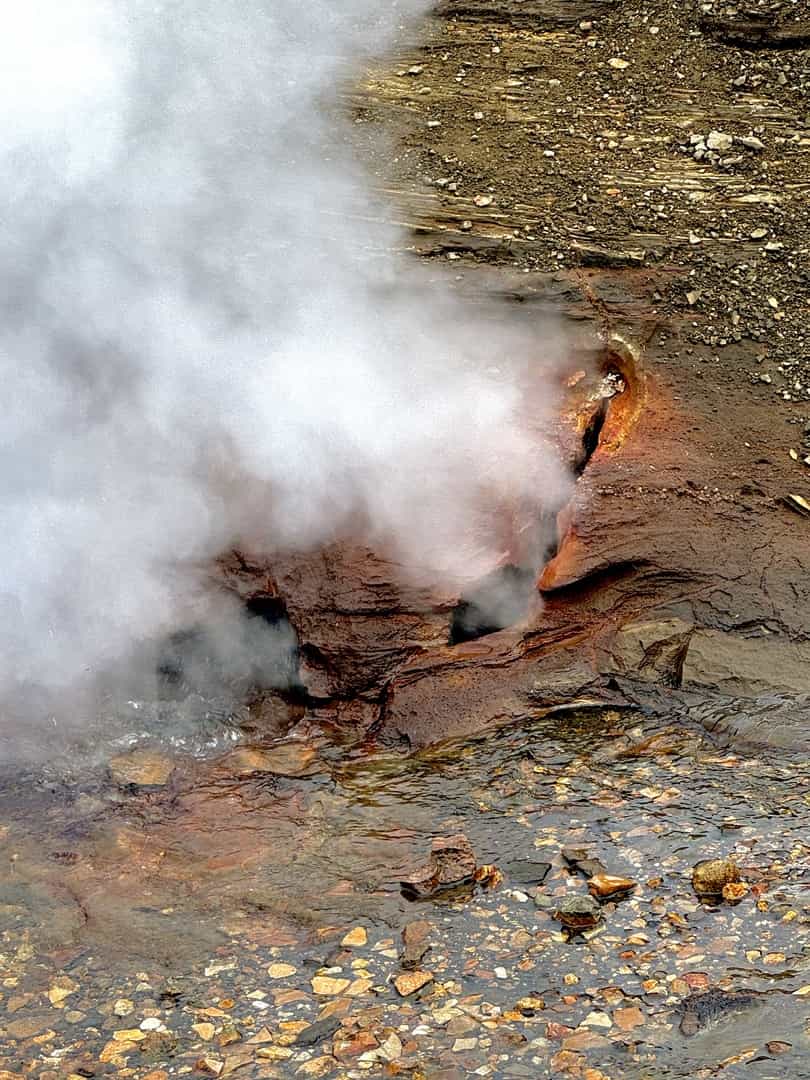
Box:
213;270;810;752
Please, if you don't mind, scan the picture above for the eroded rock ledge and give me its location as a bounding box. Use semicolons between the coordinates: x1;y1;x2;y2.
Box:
207;268;810;753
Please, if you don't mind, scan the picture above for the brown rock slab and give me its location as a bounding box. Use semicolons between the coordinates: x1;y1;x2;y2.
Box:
333;1030;378;1061
401;833;476;899
341;926;367;947
401;919;432;969
225;743;319;778
588;873;637;900
311;976;351;996
394;970;434;997
613;1006;645;1031
109;749;174;787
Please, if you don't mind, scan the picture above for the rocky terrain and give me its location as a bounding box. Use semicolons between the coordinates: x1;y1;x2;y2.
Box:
1;3;809;1079
213;0;810;751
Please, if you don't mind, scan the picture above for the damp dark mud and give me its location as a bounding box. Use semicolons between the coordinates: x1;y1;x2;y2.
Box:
0;702;808;1078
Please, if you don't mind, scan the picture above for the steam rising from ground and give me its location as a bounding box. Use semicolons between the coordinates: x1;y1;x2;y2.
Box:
1;0;566;740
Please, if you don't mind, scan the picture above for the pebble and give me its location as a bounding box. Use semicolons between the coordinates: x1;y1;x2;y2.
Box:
342;926;368;947
311;976;351;996
268;962;297;978
706;130;733;152
394;970;434;997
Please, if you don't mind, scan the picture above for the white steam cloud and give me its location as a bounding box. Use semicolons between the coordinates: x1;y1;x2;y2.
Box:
0;0;567;722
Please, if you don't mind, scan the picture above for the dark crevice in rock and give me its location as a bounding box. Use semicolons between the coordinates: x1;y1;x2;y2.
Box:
448;365;625;644
448;564;536;644
157;594;304;701
573;396;609;477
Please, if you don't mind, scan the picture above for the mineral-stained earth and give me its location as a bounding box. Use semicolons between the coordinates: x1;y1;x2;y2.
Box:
2;1;810;1078
215;0;810;751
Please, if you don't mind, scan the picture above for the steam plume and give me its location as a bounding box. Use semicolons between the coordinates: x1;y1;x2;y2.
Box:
0;0;566;739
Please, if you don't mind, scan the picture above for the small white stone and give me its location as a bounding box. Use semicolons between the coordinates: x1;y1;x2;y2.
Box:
706;130;733;152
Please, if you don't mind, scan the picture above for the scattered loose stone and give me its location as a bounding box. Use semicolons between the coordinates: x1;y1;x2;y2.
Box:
554;895;602;931
394;970;434;997
587;873;637;901
505;859;552;885
401;834;476;899
341;925;367;947
311;975;351;996
722;881;749;904
614;1006;645;1031
562;848;606;878
401;919;433;969
692;858;741;900
706;130;733;152
268;962;297;978
295;1015;343;1047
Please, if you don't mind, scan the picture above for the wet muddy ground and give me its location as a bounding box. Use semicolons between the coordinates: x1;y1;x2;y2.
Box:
0;707;808;1079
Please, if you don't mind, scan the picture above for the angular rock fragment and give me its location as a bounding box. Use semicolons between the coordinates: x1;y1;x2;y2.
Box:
504;859;552;885
587;873;637;901
722;881;749;904
394;969;434;996
311;975;350;996
554;894;602;931
562;847;606;879
294;1017;343;1048
401;834;476;899
473;863;503;888
401;919;432;969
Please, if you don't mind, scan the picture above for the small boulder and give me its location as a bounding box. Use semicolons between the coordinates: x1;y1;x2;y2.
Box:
692;858;740;900
401;834;476;899
554;894;602;931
